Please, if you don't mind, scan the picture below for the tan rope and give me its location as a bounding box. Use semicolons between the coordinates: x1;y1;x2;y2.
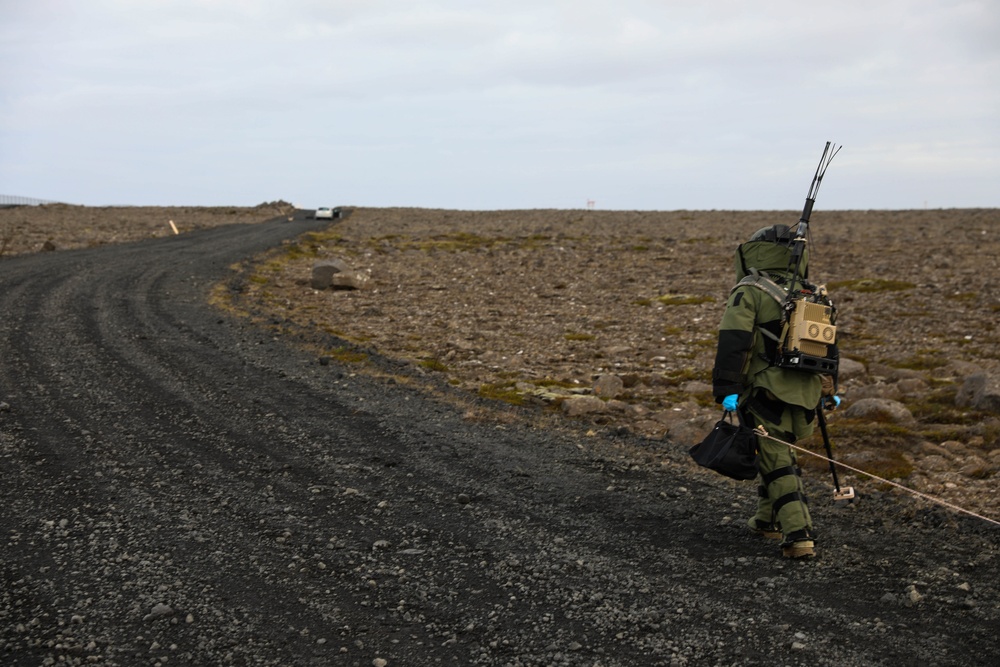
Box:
753;426;1000;529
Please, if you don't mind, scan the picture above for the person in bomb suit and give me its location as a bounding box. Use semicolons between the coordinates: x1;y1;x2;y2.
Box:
712;224;837;559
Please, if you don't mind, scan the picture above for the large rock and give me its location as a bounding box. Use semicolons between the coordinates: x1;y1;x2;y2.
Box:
837;357;867;381
666;414;719;447
850;382;902;401
869;363;926;382
956;372;1000;413
896;378;929;397
561;395;606;417
681;380;713;395
331;270;370;291
934;360;986;380
311;258;351;290
844;398;915;424
593;374;624;399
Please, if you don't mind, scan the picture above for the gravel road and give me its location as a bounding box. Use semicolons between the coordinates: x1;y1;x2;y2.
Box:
1;211;997;666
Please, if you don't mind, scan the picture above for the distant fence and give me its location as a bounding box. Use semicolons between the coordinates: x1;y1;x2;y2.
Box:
0;194;67;207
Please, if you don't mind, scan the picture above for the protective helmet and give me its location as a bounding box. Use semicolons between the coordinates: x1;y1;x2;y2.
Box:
735;223;806;280
748;224;795;245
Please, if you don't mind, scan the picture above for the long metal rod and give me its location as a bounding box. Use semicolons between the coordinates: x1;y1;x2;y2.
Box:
815;403;843;491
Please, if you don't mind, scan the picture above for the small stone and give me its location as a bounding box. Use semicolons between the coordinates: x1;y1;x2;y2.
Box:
373;659;388;667
143;603;174;622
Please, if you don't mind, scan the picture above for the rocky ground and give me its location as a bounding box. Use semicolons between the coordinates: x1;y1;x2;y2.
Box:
1;204;998;666
232;206;1000;522
5;202;999;519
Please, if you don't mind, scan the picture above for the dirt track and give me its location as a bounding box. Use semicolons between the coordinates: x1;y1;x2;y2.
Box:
1;210;998;666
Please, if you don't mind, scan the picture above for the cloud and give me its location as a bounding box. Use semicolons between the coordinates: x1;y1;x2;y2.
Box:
0;0;997;208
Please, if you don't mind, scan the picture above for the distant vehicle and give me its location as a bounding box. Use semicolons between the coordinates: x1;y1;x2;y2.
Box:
314;207;334;220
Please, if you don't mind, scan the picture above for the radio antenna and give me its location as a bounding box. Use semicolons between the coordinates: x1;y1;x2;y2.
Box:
796;141;841;236
787;141;840;290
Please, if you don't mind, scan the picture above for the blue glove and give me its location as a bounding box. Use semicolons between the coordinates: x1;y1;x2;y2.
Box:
833;395;841;408
722;394;739;412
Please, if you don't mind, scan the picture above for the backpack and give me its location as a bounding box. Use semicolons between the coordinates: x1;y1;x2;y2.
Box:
735;269;838;375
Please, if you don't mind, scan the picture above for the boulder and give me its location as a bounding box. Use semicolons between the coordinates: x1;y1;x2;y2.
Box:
844;398;915;424
939;440;969;456
850;382;902;401
681;380;713;395
869;363;927;382
331;270;370;291
959;456;991;478
837;357;867;381
896;378;929;397
311;258;351;290
665;414;718;447
917;454;952;472
649;405;696;429
956;372;1000;413
593;374;624;399
561;395;606;417
934;359;987;380
620;373;642;388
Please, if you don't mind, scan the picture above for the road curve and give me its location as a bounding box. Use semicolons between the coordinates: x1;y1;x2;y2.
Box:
1;212;998;666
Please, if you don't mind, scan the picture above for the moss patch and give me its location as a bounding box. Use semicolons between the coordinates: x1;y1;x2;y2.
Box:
419;358;450;372
478;382;524;406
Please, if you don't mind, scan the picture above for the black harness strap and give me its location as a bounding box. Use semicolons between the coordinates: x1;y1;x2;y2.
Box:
773;491;805;514
762;465;799;486
784;528;814;543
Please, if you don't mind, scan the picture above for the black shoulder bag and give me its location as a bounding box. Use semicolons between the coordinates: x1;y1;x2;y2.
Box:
689;410;759;481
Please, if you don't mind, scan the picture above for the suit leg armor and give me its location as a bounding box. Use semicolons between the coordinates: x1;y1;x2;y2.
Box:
744;398;816;541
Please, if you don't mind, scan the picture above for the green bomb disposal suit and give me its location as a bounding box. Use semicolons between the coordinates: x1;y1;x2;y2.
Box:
712;230;831;553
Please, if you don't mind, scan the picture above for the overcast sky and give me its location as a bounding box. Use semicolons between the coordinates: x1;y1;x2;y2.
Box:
1;1;997;210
